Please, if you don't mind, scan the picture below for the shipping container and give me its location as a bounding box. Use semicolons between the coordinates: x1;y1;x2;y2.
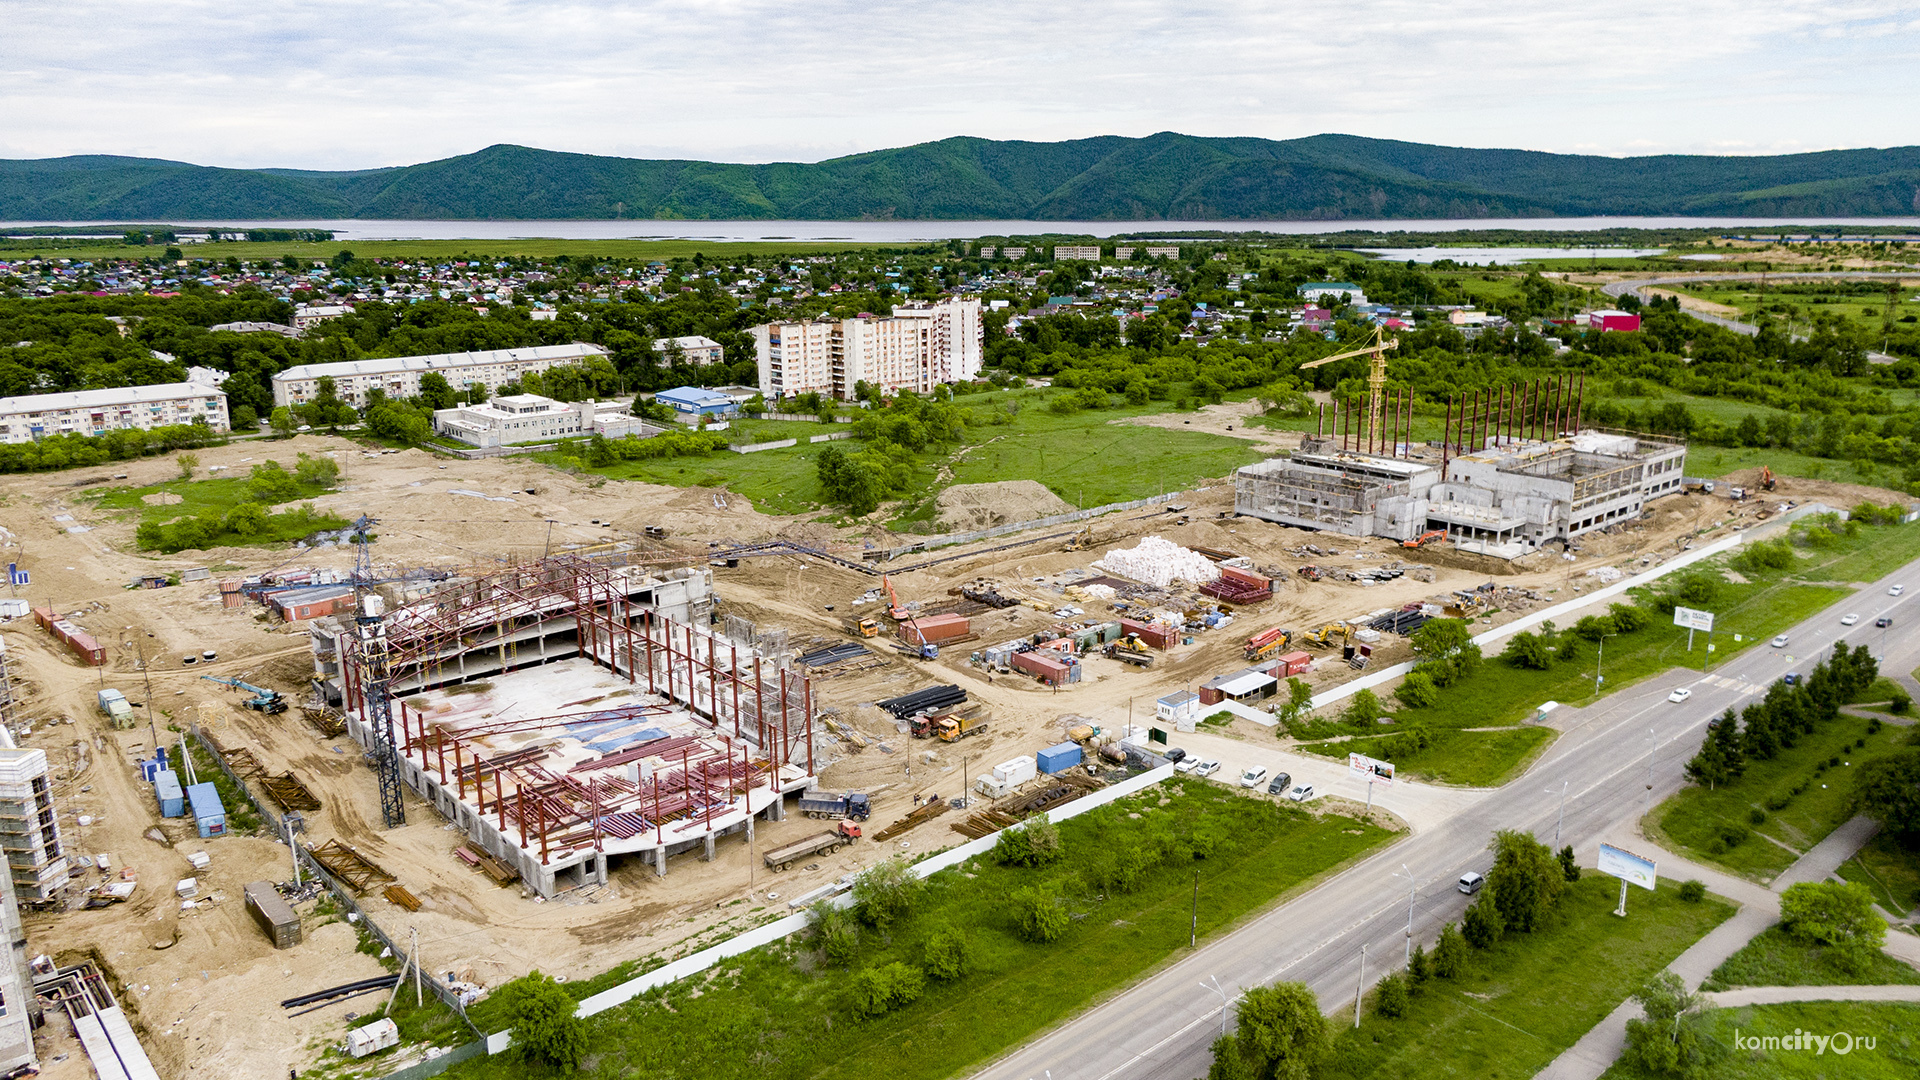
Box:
898;613;971;644
1120;618;1174;650
1037;741;1083;774
1012;650;1071;685
1277;651;1313;676
33;607;105;665
992;756;1037;787
347;1018;399;1058
1198;685;1224;705
154;770;185;818
186;782;226;838
244;880;301;949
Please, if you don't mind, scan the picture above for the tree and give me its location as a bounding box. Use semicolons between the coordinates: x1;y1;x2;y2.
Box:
294;452;340;487
1559;844;1582;882
852;857;923;928
1373;971;1411;1019
1855;742;1920;836
921;923;972;981
1621;972;1711;1078
1432;922;1468;978
1462;886;1505;948
1500;631;1552;670
1012;884;1068;943
269;406;294;437
1779;881;1885;958
1343;687;1383;728
492;971;587;1070
1277;678;1314;726
224;501;269;537
1206;981;1332;1080
1685;711;1746;790
231;405;258;430
808;900;858;966
1395;669;1439;709
1488;829;1565;933
176;452;199;480
418;371;457;409
816;445;885;515
994;812;1065;867
1407;943;1431;989
1409;617;1480;686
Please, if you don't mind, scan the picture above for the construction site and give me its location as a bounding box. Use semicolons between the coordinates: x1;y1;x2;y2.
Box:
0;414;1897;1079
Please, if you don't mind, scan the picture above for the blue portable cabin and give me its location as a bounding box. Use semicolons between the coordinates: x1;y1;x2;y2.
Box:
1037;741;1083;775
185;781;227;838
154;770;185;818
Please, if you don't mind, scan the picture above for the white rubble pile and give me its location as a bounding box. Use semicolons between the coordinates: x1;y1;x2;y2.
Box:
1094;536;1221;588
1585;566;1625;584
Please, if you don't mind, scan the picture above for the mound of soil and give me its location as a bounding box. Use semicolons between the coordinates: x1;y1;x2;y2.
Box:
934;480;1075;532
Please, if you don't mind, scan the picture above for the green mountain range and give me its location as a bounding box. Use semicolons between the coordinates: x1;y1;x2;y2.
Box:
4;133;1920;221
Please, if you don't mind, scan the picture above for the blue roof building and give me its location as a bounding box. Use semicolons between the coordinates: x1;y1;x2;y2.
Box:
655;386;737;416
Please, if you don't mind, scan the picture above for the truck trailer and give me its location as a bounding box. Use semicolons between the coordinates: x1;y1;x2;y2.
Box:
764;820;860;871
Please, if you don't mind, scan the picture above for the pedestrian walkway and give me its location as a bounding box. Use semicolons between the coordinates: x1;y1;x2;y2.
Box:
1534;815;1898;1080
1704;985;1920;1007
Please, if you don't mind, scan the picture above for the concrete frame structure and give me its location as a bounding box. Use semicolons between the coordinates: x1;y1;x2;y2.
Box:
430;394;655;449
753;298;983;400
0;370;228;444
272;343;610;409
312;557;814;896
1235;383;1684;559
0;726;65;902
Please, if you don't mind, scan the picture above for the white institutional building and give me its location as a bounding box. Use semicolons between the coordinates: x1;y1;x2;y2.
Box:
432;394;658;448
0;368;229;444
271;343;609;408
753;299;982;400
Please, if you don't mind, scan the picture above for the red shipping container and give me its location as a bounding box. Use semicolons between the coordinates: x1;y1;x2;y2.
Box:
1120;618;1173;650
1012;651;1070;685
1198;685;1225;705
1220;565;1271;590
899;613;971;644
1278;651;1313;676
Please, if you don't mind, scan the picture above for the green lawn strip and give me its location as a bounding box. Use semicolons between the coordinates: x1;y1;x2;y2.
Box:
1598;1001;1920;1079
90;473;334;524
1838;833;1920;918
1322;876;1735;1080
1296;727;1555;787
1700;925;1920;991
1646;715;1899;880
452;783;1394;1080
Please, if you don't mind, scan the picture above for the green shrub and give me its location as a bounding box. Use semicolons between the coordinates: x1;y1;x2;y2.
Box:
1678;880;1707;903
1432;921;1468;978
850;962;925;1019
492;971;588;1070
921;924;972;981
994;812;1065;867
1748;808;1767;825
1013;884;1069;943
852;857;924;929
1373;971;1411;1019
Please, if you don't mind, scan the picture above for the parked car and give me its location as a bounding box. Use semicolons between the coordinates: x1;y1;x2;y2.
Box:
1841;613;1860;626
1891;584;1905;596
1458;871;1486;895
1770;634;1790;648
1668;687;1692;703
1164;747;1188;764
1784;672;1801;685
1267;772;1293;796
1195;760;1222;778
1876;616;1893;628
1287;784;1315;802
1239;767;1269;789
1174;756;1199;773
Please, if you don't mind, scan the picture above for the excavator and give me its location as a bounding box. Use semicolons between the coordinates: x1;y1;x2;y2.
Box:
1403;530;1447;550
1760;466;1777;492
882;574;910;622
1063;525;1096;553
1299;623;1349;649
200;675;288;714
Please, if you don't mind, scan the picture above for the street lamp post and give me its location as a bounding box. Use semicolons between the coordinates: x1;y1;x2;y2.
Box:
1595;633;1618;696
1645;727;1657;811
1548;779;1569;845
1199;976;1228;1036
1393;864;1417;964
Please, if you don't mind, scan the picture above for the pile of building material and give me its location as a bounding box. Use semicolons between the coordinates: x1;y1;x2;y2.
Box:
1094;537;1221;589
878;685;967;720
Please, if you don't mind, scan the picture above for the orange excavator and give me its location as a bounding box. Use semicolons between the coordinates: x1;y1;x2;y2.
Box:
883;574;910;621
1760;466;1776;492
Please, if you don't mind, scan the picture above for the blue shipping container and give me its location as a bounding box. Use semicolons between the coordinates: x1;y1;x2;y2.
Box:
1036;741;1082;774
154;770;185;818
186;781;227;838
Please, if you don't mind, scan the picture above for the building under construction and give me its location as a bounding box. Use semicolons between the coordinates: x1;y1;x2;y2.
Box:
1235;374;1686;558
308;557;820;897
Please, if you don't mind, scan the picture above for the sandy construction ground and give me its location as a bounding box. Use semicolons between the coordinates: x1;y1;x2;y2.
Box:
0;427;1905;1076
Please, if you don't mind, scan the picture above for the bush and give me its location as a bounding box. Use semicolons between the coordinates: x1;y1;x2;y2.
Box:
1765;793;1792;810
808;901;858;966
1373;971;1411;1019
1678;879;1707;903
1779;881;1885;950
852;857;924;929
1558;844;1581;883
1462;893;1504;949
1407;943;1431;990
850;961;925;1018
994;812;1065;867
1013;884;1069;943
921;924;972;981
492;971;587;1070
1432;921;1468;978
1892;692;1911;714
1748;807;1767;825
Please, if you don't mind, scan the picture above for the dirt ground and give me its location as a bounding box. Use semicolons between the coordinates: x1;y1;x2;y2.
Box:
2;425;1908;1078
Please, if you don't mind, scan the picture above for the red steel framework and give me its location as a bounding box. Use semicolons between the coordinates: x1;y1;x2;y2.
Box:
338;557;815;864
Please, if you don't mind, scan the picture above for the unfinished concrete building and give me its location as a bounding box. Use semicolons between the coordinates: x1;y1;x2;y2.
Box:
1236;375;1685;558
0;729;67;903
311;557;819;897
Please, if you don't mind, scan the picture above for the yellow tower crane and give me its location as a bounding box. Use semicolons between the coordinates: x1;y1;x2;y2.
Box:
1299;324;1400;452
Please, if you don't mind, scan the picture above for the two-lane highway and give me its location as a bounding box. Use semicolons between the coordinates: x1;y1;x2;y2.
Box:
973;554;1920;1080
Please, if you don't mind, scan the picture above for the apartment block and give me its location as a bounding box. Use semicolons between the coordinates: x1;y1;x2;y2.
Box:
652;335;726;365
753;299;982;400
0;369;229;445
272;343;609;408
0;738;66;902
1053;245;1101;261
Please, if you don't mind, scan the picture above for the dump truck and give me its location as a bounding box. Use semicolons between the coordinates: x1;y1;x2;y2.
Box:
764;820;860;871
937;715;989;742
97;689;134;724
842;616;880;638
797;790;871;821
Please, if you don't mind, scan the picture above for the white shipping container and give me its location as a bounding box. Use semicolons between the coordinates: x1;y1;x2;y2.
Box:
992;755;1037;787
347;1017;399;1058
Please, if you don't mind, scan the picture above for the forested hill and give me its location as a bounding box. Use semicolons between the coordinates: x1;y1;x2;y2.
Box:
5;134;1920;221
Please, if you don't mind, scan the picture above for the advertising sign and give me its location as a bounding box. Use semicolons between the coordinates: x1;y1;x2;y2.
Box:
1348;752;1394;786
1672;606;1715;632
1598;843;1658;891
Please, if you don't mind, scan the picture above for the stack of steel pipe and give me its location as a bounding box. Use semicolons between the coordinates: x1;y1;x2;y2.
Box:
878;685;967;719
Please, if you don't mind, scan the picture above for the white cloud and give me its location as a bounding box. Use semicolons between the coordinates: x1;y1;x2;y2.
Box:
0;1;1916;170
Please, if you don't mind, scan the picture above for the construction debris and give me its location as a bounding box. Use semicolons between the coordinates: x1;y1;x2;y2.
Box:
309;840;396;893
259;772;322;812
383;884;422;911
872;798;950;842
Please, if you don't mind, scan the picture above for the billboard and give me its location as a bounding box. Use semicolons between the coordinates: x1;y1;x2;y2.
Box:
1672;607;1715;632
1598;843;1658;891
1348;752;1394;786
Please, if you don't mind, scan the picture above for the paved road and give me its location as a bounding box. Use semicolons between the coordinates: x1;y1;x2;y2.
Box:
972;555;1920;1080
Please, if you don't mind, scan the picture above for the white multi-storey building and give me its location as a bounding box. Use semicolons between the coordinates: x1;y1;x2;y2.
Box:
432;394;658;448
753;299;982;400
652;335;726;366
271;343;609;408
0;370;229;444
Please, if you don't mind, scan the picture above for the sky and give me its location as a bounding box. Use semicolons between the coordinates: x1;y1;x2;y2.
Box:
3;0;1919;170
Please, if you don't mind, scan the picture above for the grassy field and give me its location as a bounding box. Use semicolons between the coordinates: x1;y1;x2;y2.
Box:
1646;714;1900;880
451;782;1392;1080
1599;1001;1920;1079
557;388;1265;520
86;470;350;548
1700;925;1920;991
1297;727;1556;787
1839;832;1920;918
1321;876;1734;1080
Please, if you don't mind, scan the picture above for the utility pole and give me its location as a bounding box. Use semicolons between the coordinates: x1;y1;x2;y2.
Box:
1395;864;1416;964
1645;727;1657;811
1354;943;1367;1028
137;634;158;750
1190;870;1200;948
1595;633;1617;696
